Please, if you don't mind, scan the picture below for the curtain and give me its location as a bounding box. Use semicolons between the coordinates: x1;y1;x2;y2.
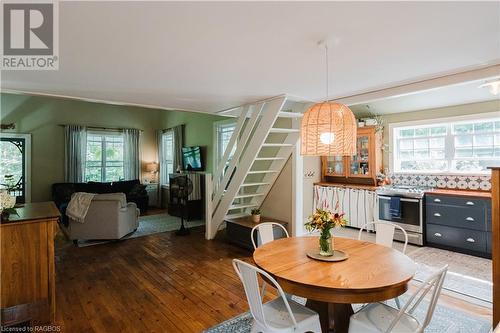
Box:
123;129;141;180
64;125;87;182
172;124;184;172
157;129;166;207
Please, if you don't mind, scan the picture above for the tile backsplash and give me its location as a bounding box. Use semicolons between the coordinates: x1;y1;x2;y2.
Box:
390;173;491;191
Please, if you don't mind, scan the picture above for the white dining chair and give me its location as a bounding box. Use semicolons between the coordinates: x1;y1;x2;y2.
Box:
358;221;409;309
251;222;290;250
357;221;409;254
251;222;291;300
348;265;448;333
232;259;321;333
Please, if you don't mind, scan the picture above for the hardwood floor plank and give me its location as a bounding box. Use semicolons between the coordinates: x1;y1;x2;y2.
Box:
54;226;491;332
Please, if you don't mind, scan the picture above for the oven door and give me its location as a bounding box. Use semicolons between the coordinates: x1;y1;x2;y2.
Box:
378;195;422;233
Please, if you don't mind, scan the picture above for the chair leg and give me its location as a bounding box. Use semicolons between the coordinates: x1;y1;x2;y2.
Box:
260;282;267;300
395;296;401;309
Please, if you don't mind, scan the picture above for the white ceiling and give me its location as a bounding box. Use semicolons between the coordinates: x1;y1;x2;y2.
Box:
2;1;500;113
350;79;500;116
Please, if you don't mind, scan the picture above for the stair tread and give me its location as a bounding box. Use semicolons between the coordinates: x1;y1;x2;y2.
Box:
254;157;285;160
235;193;266;199
278;112;303;118
240;182;270;187
262;143;294;147
225;213;249;220
247;170;279;174
229;203;258;210
269;128;300;133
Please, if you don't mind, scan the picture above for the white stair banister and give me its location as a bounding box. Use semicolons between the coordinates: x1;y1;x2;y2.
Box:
211;101;264;208
208;96;288;238
212;105;250;194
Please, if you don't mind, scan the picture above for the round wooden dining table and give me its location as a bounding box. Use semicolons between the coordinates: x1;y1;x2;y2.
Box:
253;236;416;333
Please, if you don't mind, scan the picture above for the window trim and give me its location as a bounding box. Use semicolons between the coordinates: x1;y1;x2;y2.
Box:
213;119;237;173
85;130;125;182
161;129;174;184
0;133;31;203
389;111;500;176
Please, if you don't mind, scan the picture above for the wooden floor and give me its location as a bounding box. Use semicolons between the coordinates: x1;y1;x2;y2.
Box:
54;225;492;333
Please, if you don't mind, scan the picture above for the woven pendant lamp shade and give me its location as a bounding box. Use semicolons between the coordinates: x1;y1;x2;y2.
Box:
301;102;357;156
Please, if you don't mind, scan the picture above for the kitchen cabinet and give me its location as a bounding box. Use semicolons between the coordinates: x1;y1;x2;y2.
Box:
321;126;382;186
426;193;492;258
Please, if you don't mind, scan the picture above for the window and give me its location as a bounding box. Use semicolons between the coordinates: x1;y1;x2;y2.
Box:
162;130;174;183
215;122;236;175
85;132;124;182
216;123;236;163
0;133;31;203
392;114;500;174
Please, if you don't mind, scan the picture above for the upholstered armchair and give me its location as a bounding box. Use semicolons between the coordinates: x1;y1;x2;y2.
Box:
65;193;139;241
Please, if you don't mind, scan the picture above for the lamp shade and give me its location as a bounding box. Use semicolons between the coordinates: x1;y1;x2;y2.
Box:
301;102;357;156
146;162;159;173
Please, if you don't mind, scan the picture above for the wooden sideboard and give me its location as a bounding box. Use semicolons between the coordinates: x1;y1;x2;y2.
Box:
0;202;60;326
225;216;288;250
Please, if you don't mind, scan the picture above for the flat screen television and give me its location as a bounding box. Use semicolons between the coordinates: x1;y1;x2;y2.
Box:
182;146;203;171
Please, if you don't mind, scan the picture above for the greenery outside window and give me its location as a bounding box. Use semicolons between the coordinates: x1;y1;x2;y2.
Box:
85;132;124;182
162;130;174;183
392;114;500;174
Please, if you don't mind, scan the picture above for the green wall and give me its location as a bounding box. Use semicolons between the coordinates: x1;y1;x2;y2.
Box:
0;93;226;202
161;110;226;173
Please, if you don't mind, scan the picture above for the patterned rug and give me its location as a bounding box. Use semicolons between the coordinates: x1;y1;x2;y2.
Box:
204;296;491;333
77;213;205;247
408;247;492;303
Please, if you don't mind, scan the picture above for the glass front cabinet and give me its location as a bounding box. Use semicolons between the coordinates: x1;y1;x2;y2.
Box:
321;126;382;186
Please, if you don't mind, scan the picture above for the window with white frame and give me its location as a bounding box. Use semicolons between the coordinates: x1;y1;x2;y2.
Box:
162;130;174;183
216;122;236;168
85;132;124;182
392;115;500;174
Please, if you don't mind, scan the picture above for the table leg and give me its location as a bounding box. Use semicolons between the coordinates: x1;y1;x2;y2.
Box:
305;300;354;333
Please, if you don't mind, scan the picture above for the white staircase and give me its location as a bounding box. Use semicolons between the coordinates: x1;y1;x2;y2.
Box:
206;95;303;239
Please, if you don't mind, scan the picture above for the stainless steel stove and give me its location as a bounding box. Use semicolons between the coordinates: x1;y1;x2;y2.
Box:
376;185;433;199
376;185;434;246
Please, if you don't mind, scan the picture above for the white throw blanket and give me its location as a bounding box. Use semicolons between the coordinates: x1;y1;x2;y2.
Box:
66;192;96;223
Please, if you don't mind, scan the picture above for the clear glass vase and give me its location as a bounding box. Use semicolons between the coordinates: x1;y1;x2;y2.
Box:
319;229;334;256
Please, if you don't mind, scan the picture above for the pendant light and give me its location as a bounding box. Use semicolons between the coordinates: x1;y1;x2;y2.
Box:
301;42;357;156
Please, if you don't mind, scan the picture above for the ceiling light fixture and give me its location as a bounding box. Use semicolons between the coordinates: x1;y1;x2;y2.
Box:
479;80;500;95
300;40;357;156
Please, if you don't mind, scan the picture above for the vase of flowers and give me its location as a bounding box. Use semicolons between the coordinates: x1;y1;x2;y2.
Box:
305;208;347;256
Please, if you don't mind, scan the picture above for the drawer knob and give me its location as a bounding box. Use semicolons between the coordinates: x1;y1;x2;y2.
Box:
466;201;474;206
434;233;442;237
434;198;441;203
433;213;441;217
466;238;475;243
465;217;475;222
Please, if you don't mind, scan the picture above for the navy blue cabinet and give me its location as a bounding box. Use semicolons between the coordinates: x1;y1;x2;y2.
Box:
426;194;492;258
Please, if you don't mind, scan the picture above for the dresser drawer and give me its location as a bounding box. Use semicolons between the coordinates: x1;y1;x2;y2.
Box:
426;224;487;253
426;194;488;208
426;204;487;231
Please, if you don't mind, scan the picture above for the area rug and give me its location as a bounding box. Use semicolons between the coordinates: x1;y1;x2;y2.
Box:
77;213;205;247
204;296;491;333
408;247;492;303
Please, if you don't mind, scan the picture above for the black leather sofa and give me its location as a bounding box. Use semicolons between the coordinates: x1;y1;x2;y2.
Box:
52;180;149;224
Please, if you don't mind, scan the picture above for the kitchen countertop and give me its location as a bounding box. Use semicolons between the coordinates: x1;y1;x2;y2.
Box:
314;182;379;191
426;188;491;199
